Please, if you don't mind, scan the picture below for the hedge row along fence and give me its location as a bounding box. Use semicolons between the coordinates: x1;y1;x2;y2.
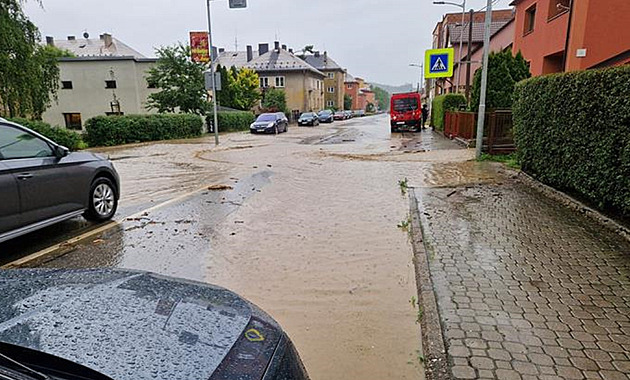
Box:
85;114;203;147
207;111;255;132
431;94;466;131
8;117;86;150
513;65;630;217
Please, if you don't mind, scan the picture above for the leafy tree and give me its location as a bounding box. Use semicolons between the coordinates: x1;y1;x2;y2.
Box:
343;94;352;110
261;88;288;114
216;65;260;110
0;0;67;118
471;50;530;112
371;85;390;111
146;44;209;115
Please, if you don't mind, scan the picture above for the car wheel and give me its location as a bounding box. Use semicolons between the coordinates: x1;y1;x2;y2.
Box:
84;177;118;222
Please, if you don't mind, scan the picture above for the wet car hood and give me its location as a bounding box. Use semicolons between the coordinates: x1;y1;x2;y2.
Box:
0;269;252;380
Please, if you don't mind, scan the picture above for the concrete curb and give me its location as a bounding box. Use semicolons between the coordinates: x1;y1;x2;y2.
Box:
409;188;451;380
515;171;630;244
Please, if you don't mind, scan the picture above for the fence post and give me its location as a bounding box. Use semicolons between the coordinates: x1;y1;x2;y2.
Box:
487;111;496;155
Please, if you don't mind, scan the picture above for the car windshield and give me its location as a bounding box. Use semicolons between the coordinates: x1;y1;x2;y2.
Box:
300;113;314;118
393;98;418;112
318;111;331;115
256;114;276;122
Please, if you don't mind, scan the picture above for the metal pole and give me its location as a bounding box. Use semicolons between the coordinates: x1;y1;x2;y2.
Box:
475;0;492;159
420;64;424;98
206;0;219;146
455;0;465;92
465;8;473;104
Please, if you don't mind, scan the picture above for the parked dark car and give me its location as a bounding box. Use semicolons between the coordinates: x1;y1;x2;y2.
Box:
343;110;353;119
250;113;288;134
333;111;346;121
298;112;319;127
0;118;120;243
0;268;310;380
317;110;334;123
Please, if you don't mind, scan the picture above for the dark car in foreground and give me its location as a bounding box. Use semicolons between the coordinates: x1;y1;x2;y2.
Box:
0;269;310;380
317;110;334;123
297;112;319;127
0;118;119;243
250;113;289;134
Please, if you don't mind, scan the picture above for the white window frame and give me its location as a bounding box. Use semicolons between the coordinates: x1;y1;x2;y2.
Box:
328;87;335;93
347;84;353;89
260;77;269;88
327;100;334;107
275;76;285;88
327;72;334;79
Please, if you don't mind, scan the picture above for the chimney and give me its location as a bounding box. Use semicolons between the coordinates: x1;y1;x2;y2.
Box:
99;34;104;40
45;36;54;46
102;33;112;46
274;41;280;51
258;43;269;56
289;48;293;54
324;51;327;63
314;51;320;57
246;45;253;62
219;47;225;53
67;35;76;41
282;44;287;50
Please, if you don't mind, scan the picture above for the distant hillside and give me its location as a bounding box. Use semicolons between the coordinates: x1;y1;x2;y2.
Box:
370;82;414;94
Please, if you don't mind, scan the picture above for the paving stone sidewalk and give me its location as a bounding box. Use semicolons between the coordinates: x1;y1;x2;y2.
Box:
417;180;630;380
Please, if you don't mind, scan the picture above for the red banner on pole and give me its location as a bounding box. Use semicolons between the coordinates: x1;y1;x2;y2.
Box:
190;31;210;63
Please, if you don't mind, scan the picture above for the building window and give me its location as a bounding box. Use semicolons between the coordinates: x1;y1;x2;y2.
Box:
524;5;536;34
61;81;73;90
347;84;353;89
105;80;117;89
275;76;285;87
327;72;334;79
317;80;321;90
63;113;82;130
327;87;335;93
260;77;269;88
327;100;334;107
548;0;570;20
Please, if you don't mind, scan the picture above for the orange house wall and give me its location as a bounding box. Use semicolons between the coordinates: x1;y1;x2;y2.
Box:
512;0;569;76
566;0;630;70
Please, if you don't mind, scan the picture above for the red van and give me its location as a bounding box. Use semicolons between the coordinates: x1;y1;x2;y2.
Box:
390;92;422;132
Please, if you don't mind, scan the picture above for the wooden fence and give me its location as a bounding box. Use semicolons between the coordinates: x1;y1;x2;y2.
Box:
444;110;515;154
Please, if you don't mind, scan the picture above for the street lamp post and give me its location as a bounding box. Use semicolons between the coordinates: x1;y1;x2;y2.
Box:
433;0;466;93
409;63;424;96
206;0;219;146
475;0;493;158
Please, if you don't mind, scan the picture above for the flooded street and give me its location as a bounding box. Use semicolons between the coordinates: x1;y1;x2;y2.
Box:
2;114;474;379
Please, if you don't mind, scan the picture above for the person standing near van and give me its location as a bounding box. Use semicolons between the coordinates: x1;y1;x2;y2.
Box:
421;104;429;129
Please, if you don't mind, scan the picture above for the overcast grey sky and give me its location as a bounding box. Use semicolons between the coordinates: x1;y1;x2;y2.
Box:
25;0;513;86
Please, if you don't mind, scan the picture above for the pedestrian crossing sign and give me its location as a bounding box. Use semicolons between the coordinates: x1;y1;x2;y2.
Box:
425;48;454;79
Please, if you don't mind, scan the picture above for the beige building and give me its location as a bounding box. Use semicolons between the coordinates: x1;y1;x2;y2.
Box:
302;52;345;110
217;42;325;119
41;33;157;129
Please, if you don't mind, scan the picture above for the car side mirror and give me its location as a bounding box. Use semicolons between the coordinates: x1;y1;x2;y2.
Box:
54;145;70;158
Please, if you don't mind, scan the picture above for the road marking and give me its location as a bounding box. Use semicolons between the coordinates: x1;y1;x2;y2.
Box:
1;184;218;269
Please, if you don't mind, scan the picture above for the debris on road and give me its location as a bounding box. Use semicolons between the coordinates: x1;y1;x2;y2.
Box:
207;184;234;191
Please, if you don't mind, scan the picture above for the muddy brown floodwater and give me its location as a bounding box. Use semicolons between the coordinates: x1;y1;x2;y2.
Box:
29;114;487;379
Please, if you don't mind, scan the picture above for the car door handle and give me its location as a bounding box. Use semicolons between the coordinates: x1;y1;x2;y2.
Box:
17;173;33;180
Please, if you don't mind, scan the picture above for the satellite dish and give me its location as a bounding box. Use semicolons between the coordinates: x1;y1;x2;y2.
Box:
83;32;89;39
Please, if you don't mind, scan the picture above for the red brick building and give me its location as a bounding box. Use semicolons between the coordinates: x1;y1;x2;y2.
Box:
511;0;630;76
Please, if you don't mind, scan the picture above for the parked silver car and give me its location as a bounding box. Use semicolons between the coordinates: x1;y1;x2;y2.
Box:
0;118;120;243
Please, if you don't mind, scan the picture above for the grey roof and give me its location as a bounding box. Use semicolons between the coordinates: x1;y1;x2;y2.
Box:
344;73;356;83
301;54;343;71
448;19;512;44
51;36;146;58
217;49;324;76
58;56;156;63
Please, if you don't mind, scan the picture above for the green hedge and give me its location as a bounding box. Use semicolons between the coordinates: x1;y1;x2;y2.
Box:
8;117;86;150
513;65;630;217
207;111;255;132
431;94;466;131
85;114;203;147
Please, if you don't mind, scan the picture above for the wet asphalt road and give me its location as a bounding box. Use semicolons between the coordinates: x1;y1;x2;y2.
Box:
0;114;472;379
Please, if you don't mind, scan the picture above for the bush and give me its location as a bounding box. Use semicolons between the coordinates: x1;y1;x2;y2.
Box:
207;111;255;132
85;114;203;147
471;50;530;112
8;117;86;150
431;94;466;131
513;65;630;217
